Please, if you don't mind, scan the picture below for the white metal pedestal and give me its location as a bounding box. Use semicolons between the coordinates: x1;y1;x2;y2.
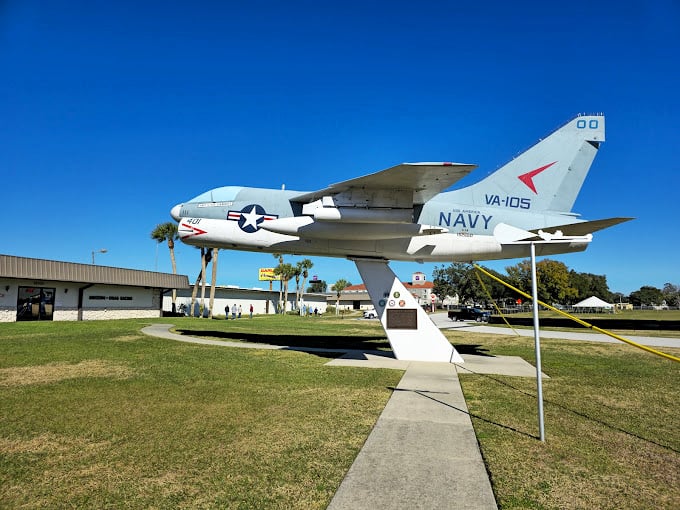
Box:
354;259;463;363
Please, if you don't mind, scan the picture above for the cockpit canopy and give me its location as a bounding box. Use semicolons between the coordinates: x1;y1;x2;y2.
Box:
186;186;244;203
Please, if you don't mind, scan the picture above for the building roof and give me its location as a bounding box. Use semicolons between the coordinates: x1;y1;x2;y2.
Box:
0;254;190;289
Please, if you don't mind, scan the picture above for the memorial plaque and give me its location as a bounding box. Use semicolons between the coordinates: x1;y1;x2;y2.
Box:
386;308;418;330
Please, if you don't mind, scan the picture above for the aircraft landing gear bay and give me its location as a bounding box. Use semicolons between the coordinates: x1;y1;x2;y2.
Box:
354;259;464;363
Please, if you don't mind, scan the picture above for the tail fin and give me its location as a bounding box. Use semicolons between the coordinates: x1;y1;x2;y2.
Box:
466;114;605;213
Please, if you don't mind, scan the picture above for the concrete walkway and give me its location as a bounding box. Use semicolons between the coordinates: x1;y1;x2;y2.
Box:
429;312;680;348
327;361;497;510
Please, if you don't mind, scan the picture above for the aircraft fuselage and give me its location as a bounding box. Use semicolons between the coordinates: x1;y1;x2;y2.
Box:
174;186;589;262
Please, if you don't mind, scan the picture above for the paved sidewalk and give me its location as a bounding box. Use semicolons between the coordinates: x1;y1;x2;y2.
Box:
429;312;680;348
328;362;497;510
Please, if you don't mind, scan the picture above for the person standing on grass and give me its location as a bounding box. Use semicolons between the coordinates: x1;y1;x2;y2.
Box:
238;304;242;319
249;303;253;319
232;304;237;320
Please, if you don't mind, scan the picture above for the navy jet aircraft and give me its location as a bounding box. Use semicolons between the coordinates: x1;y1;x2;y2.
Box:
170;114;630;362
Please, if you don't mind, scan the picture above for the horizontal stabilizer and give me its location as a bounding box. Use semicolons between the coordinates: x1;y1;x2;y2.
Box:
493;223;537;243
495;217;632;245
531;217;633;237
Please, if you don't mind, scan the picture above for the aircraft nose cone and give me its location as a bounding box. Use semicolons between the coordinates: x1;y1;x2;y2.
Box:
170;204;182;221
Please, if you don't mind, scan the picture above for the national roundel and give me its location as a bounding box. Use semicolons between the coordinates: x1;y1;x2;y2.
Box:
227;204;277;233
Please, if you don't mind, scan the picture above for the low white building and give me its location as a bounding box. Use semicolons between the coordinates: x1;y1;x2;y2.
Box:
165;286;328;317
0;254;189;322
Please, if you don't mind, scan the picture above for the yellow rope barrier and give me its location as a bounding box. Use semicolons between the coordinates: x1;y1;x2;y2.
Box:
473;264;680;363
473;267;520;336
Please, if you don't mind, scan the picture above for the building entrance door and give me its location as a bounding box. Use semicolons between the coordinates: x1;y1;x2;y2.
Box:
17;286;55;321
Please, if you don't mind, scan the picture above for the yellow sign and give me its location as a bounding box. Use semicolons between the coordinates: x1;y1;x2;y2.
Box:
258;268;281;281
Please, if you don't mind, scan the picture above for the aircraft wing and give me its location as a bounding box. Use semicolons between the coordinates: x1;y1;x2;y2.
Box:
290;162;476;205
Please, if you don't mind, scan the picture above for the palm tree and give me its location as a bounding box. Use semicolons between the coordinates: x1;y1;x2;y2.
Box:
189;250;201;317
199;248;208;316
208;248;219;318
282;264;297;313
295;259;313;310
190;247;212;317
150;222;179;312
274;262;295;313
292;264;302;310
331;278;351;315
272;253;284;313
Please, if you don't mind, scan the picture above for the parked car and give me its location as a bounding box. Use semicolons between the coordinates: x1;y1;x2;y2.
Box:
447;306;490;322
363;309;378;319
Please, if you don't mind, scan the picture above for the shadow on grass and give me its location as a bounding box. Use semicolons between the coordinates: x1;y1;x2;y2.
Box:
453;344;495;357
175;329;391;351
176;330;495;358
456;365;679;452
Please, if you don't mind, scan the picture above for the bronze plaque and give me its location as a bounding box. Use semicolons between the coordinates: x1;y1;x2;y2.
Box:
386;308;418;330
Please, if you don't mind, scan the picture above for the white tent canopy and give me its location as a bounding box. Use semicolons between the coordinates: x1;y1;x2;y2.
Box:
573;296;613;308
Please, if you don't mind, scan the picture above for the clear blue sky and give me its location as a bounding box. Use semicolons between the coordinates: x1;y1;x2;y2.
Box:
2;1;678;295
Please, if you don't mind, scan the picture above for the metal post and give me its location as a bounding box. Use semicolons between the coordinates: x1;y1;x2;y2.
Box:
91;248;107;265
530;242;546;441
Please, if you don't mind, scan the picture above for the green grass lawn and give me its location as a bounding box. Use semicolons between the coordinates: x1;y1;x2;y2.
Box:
446;329;680;509
1;316;679;509
0;317;400;509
